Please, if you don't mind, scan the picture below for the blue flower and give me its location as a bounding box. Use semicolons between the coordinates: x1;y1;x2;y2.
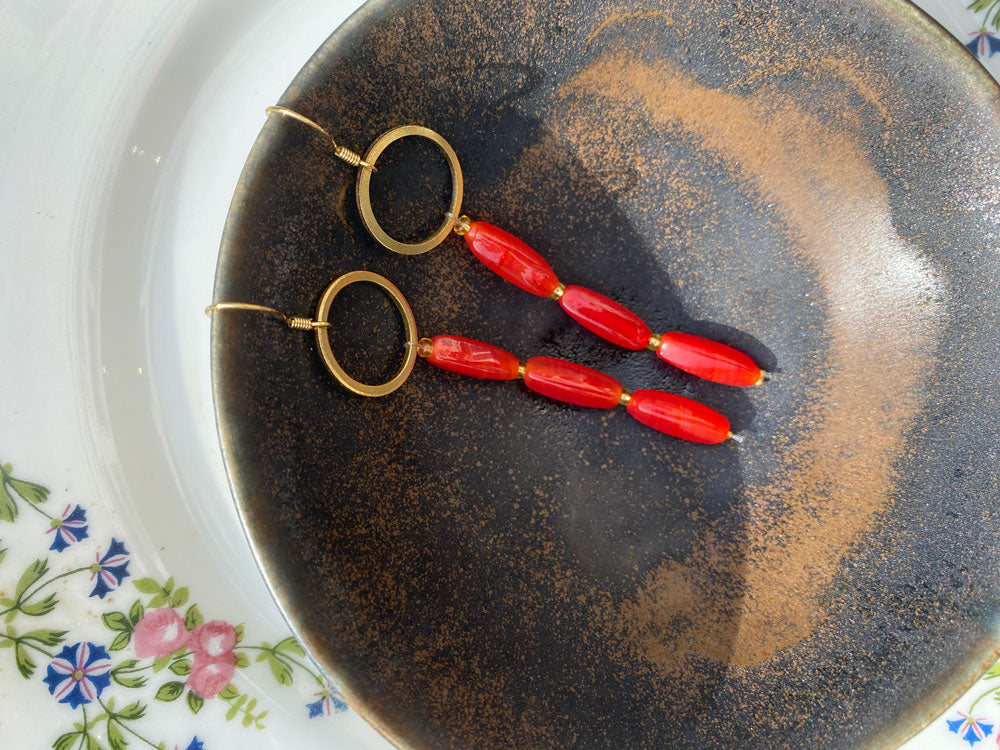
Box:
45;504;89;552
947;713;994;746
307;685;349;717
306;698;324;718
185;738;205;750
966;29;1000;58
42;642;112;709
88;538;130;599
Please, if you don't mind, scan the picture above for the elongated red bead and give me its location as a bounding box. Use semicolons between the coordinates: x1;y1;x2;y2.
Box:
522;357;622;409
558;285;651;350
626;390;731;444
463;221;561;297
423;335;520;380
656;332;763;387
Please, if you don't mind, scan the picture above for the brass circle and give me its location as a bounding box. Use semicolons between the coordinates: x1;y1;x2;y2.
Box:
314;271;418;397
356;125;463;255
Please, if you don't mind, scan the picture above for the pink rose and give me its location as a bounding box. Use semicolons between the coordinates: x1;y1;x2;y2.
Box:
133;607;189;659
188;651;236;698
188;621;236;658
186;620;238;699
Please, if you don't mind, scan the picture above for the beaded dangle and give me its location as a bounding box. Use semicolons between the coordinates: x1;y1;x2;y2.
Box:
207;271;739;445
264;106;768;388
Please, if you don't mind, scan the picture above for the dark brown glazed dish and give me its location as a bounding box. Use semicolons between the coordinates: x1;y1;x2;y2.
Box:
210;0;1000;747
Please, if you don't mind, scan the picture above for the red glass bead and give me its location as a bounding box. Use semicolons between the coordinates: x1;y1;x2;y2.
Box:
522;357;622;409
463;221;561;297
656;332;763;387
626;390;731;444
558;286;651;350
424;335;520;380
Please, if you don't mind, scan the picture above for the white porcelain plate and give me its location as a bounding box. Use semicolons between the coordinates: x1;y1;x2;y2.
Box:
1;1;998;747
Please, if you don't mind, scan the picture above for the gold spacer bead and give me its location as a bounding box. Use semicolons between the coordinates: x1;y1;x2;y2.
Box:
416;337;435;358
646;333;662;351
549;283;566;301
516;362;526;379
452;214;472;235
619;389;632;406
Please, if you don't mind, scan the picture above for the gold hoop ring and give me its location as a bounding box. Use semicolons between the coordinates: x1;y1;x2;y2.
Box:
314;271;418;397
356;125;463;255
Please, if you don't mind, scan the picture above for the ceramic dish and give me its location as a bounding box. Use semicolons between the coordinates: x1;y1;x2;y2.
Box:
210;0;1000;748
2;0;1000;748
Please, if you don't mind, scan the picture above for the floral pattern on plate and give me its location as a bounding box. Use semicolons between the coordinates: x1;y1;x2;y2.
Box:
0;462;347;749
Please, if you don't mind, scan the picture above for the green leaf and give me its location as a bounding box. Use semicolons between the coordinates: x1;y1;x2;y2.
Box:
112;673;147;689
275;636;306;658
985;661;1000;680
109;631;132;652
21;593;58;617
254;710;268;729
184;604;203;630
15;558;48;599
147;593;167;608
107;721;127;750
14;642;35;678
133;578;160;595
186;690;204;715
117;701;146;720
170;586;189;608
267;655;293;686
246;697;257;712
225;703;239;721
234;624;244;643
235;652;249;668
168;658;191;676
218;684;239;700
128;600;144;625
102;612;131;632
234;694;247;708
7;478;50;505
21;629;66;646
163;577;174;594
0;482;18;523
154;681;185;702
52;732;81;750
242;711;254;727
152;655;170;672
84;735;100;750
0;597;13;607
111;661;146;685
255;651;268;663
0;639;12;648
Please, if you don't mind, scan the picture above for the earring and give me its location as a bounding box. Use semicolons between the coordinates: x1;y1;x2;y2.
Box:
264;106;769;388
207;271;740;445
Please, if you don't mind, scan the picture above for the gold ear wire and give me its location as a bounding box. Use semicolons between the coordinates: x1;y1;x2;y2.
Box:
265;106;375;171
205;302;331;330
206;271;418;398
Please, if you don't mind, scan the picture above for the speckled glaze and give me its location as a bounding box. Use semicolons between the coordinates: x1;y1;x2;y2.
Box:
210;0;1000;747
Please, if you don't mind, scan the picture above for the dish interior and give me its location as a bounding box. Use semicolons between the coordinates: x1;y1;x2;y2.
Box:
212;0;1000;746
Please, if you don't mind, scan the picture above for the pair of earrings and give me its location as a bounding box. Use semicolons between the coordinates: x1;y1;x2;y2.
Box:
207;107;769;445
